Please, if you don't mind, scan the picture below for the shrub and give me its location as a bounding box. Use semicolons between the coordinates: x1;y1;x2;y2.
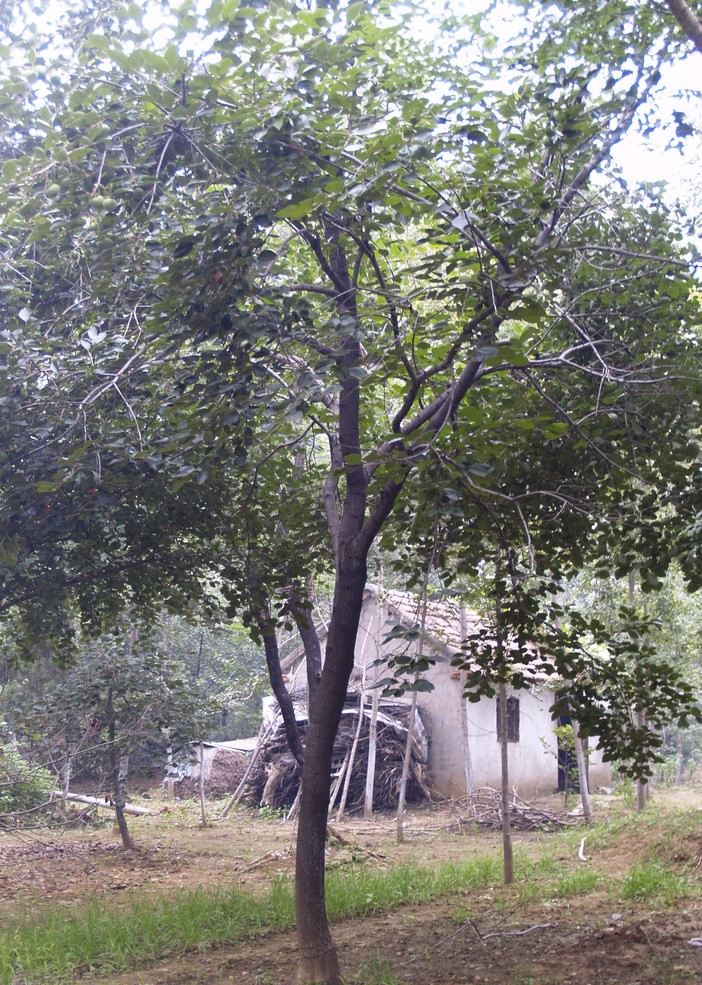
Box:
0;744;54;821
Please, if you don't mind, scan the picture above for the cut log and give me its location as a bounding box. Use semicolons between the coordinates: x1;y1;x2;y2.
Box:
63;793;153;816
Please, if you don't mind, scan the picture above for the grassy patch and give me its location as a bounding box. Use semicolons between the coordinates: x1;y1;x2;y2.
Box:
551;868;600;898
326;854;502;919
620;861;692;905
0;855;504;984
0;882;296;985
346;955;398;984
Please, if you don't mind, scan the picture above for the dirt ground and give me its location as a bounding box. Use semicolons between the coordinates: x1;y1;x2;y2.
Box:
1;788;701;984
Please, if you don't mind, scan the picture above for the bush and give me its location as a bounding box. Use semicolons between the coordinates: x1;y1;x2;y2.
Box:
0;744;54;821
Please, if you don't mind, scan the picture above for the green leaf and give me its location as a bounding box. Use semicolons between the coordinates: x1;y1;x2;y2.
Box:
277;200;317;220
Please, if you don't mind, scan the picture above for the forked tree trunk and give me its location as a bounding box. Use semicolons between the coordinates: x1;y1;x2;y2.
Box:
295;560;367;985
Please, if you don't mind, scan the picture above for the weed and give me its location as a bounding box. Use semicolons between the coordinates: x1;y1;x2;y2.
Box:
620;861;690;904
552;868;599;897
346;955;397;984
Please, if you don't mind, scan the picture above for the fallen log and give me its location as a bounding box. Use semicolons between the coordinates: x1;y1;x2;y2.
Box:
63;793;153;816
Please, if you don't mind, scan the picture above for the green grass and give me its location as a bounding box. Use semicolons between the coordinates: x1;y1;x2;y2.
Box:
0;855;504;985
620;861;692;905
346;955;398;985
0;881;296;985
551;868;600;897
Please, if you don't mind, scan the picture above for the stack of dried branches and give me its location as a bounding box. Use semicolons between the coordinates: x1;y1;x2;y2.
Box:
175;749;249;799
457;787;582;831
246;704;431;813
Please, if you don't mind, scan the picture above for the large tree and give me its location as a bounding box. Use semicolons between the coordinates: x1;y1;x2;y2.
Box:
1;1;701;981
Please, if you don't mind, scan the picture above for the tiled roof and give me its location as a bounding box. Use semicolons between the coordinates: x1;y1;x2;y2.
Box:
370;585;552;683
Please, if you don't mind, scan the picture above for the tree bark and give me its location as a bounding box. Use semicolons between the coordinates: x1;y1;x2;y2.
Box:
676;729;684;786
666;0;702;53
396;687;418;845
262;628;305;765
295;557;366;985
291;592;324;716
498;683;514;885
107;689;133;850
198;740;208;828
364;687;379;819
571;716;593;821
61;743;73;813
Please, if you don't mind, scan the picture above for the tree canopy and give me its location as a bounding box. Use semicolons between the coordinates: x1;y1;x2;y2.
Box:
1;0;702;980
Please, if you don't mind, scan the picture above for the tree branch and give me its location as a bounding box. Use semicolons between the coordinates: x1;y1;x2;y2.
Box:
666;0;702;53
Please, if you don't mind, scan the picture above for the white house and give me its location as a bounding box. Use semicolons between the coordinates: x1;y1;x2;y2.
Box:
280;585;611;798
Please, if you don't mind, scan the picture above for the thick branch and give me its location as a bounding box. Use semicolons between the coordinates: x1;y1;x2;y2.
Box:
262;628;305;765
290;592;323;715
666;0;702;52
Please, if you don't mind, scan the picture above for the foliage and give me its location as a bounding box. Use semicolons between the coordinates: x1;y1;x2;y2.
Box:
27;623;218;791
0;731;53;820
162;616;268;740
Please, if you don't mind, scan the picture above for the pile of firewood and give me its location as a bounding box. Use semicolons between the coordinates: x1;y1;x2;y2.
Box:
456;787;581;831
246;705;431;812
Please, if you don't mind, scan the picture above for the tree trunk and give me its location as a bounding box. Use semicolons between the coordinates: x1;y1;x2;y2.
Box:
676;729;684;786
636;707;649;811
666;0;702;53
628;572;650;811
571;716;593;821
364;688;379;819
198;740;208;828
165;744;174;801
396;688;418;844
459;605;475;805
461;686;475;805
61;744;73;813
498;683;514;885
107;690;133;850
295;560;366;985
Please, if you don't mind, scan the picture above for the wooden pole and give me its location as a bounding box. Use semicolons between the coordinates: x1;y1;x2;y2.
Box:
363;689;379;819
337;695;365;821
198;740;208;828
219;721;273;819
64;792;152;815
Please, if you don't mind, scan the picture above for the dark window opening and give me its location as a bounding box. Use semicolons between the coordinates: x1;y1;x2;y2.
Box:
496;697;520;743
